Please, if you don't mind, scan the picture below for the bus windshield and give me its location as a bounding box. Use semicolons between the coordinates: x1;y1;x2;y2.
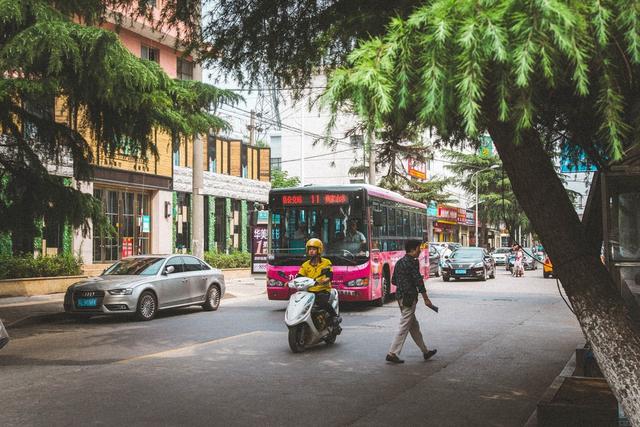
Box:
270;193;367;266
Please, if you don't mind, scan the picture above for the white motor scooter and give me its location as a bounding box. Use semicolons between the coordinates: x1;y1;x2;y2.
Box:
283;276;341;353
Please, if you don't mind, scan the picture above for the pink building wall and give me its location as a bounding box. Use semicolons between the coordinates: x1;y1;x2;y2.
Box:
105;23;187;78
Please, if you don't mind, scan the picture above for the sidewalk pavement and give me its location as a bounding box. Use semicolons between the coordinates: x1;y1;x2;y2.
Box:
0;275;266;327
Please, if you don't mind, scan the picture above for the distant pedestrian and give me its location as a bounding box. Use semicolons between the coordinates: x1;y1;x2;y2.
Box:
386;239;437;364
513;245;525;277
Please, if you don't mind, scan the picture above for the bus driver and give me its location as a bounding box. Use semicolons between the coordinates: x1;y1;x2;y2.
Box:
344;218;367;254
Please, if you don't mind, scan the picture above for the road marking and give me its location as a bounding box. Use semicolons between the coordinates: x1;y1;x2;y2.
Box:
116;330;268;364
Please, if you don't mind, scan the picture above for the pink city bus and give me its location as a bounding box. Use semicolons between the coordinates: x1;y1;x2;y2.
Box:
266;185;429;305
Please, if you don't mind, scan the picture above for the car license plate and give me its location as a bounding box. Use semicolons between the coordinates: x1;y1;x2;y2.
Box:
77;297;97;307
455;269;466;275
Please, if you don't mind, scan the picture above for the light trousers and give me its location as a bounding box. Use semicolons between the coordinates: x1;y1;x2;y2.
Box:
388;299;429;355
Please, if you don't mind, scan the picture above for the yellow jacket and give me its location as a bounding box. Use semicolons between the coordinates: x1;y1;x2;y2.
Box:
298;257;333;293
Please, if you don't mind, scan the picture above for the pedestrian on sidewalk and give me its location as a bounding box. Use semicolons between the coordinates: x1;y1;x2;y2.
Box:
386;239;437;364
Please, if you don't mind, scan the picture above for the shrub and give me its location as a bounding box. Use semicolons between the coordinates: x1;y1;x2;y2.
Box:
0;254;82;280
203;250;251;269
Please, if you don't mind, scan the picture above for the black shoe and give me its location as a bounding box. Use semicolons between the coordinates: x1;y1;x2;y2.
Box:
423;349;437;360
386;353;404;364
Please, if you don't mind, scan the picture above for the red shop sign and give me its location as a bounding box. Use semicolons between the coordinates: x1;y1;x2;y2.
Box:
437;205;458;221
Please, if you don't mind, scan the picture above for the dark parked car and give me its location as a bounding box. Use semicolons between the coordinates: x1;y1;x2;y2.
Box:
442;247;496;282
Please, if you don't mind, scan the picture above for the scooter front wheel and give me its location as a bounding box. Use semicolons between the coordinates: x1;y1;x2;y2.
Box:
288;324;306;353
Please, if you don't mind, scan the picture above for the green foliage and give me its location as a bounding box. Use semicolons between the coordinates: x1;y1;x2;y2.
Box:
324;0;640;164
203;250;250;269
441;149;531;237
0;0;241;254
200;0;419;95
270;169;300;188
0;254;82;280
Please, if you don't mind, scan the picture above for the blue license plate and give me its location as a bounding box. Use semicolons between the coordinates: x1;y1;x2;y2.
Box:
455;269;466;275
77;297;97;307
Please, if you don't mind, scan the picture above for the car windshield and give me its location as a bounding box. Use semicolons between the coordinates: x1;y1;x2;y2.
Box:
450;249;484;260
494;248;511;254
269;192;367;266
103;258;165;276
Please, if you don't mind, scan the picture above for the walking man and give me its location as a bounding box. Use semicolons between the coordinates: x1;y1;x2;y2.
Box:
386;239;437;364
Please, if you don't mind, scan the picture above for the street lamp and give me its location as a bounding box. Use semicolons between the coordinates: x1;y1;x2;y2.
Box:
472;165;500;247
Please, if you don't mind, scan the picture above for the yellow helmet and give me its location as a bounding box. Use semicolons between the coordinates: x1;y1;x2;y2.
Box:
305;238;324;255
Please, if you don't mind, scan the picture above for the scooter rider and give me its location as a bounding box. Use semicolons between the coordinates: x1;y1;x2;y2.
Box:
297;238;341;326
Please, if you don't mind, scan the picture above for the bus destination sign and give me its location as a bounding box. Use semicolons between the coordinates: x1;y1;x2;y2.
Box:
281;193;349;205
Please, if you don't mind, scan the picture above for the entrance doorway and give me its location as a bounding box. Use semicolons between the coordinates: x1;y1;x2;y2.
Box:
93;188;151;262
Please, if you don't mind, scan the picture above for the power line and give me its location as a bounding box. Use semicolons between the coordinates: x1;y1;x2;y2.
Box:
219;104;356;149
279;148;356;163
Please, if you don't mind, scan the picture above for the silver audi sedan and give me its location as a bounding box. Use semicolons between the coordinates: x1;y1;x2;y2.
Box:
64;255;225;321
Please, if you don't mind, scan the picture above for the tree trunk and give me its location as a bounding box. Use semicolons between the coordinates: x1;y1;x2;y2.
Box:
486;120;640;423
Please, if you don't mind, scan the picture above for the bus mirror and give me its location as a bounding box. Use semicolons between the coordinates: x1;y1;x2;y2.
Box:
373;210;384;226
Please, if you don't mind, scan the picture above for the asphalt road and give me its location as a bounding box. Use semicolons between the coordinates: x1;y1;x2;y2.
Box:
0;268;584;426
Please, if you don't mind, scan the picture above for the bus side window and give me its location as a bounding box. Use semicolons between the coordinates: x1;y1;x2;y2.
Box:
388;208;396;236
410;212;417;237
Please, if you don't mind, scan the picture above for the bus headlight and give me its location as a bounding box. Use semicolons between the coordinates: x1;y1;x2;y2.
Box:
346;278;369;287
268;279;285;287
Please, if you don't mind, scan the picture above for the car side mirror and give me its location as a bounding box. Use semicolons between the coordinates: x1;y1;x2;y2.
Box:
372;210;384;227
164;265;175;275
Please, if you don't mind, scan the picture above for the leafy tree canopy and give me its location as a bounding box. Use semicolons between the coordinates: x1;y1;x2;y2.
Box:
0;0;241;253
270;169;300;188
199;0;420;94
321;0;640;420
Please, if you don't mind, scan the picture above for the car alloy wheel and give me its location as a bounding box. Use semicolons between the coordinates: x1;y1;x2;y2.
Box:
136;291;157;321
203;285;221;311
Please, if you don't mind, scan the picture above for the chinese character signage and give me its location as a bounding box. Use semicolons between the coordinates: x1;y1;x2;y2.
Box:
478;135;494;158
251;225;268;274
408;158;427;180
457;208;467;224
466;209;475;226
121;237;133;258
437;205;458;221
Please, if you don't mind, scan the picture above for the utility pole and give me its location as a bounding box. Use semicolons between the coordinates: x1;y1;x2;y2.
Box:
368;132;376;185
248;110;256;146
300;105;305;185
192;133;204;258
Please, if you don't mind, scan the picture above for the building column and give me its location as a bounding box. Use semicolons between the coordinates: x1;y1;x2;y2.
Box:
225;198;232;253
241;200;248;252
72;180;93;263
151;190;173;255
208;196;216;252
172;191;177;253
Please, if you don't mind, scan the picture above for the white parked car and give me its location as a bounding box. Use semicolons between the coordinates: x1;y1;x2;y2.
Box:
64;255;225;321
491;247;511;266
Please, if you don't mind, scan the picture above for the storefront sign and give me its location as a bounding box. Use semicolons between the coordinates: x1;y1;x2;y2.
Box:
478;135;494;158
257;210;269;224
408;158;427;180
466;209;475;226
251;225;268;274
437;205;458;221
457;208;467;224
142;215;150;233
121;237;133;258
426;201;438;217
